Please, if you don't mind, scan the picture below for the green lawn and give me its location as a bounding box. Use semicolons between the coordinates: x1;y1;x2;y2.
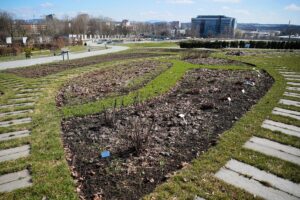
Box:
0;49;299;200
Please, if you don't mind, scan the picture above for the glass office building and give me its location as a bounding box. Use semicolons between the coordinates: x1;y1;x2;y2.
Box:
191;15;237;38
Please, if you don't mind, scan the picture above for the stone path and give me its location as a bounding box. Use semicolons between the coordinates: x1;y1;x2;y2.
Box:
0;78;43;192
215;69;300;199
272;107;300;120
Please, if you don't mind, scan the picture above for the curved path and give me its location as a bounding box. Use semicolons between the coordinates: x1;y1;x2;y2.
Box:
0;45;129;70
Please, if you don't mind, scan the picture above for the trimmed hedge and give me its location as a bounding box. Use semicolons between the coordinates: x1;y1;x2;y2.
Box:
180;40;300;49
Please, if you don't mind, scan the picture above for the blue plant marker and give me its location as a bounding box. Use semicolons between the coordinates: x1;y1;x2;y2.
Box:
101;150;110;158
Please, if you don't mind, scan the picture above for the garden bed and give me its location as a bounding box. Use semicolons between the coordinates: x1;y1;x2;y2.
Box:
5;53;167;78
184;57;252;66
56;60;172;106
62;68;273;200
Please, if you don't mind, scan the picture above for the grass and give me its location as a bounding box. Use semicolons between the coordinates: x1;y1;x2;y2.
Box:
0;48;299;199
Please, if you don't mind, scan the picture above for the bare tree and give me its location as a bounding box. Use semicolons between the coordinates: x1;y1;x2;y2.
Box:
0;11;14;42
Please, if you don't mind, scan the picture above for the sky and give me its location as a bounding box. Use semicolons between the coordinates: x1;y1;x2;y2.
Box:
1;0;300;25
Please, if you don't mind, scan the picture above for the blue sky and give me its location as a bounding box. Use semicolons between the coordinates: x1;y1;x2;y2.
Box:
1;0;300;24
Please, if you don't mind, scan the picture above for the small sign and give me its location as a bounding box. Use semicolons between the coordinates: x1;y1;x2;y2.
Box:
101;150;110;158
6;37;12;44
22;37;27;44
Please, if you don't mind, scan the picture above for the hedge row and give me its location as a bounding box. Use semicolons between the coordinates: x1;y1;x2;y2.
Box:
179;40;300;49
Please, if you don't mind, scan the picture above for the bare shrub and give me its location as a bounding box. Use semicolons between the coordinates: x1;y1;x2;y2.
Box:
181;50;211;60
121;116;155;155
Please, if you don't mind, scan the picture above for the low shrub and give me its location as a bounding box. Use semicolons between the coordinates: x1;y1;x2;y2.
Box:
180;40;300;49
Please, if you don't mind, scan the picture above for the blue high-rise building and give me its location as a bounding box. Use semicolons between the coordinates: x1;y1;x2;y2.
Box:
191;15;237;38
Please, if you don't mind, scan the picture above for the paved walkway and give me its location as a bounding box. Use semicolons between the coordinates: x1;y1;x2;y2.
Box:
215;68;300;200
0;45;129;70
0;78;43;192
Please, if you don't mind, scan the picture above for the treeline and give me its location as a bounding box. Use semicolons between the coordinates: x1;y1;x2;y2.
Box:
179;40;300;49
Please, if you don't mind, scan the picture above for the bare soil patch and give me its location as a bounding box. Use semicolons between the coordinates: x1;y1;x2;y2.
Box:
62;68;273;200
56;60;172;107
184;57;253;66
5;53;166;78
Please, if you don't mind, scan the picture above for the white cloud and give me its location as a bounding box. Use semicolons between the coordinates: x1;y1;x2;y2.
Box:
140;10;174;20
284;4;300;12
213;0;240;3
222;6;249;15
165;0;195;4
40;2;54;8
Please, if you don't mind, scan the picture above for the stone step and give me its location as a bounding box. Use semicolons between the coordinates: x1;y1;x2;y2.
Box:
283;74;300;78
8;97;37;102
279;99;300;107
0;118;32;128
262;120;300;138
0;145;30;163
272;107;300;120
284;92;300;99
0;130;30;142
287;82;300;86
215;159;300;200
244;137;300;166
286;78;300;82
287;87;300;92
18;88;41;93
0;169;32;192
15;93;40;97
0;109;33;118
279;72;298;75
0;102;35;109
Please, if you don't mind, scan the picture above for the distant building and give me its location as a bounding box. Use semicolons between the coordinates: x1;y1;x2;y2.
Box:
191;15;236;38
181;22;191;30
170;21;180;29
20;24;47;35
121;19;130;27
46;14;55;21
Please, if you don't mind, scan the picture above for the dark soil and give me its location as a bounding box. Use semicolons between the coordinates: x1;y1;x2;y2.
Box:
5;53;167;78
185;57;252;66
56;60;172;107
62;68;273;200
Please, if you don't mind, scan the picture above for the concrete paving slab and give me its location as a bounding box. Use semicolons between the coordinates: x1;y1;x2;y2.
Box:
15;93;40;98
244;137;300;166
279;99;300;107
284;92;300;99
0;169;32;192
283;74;300;78
0;102;35;109
262;120;300;138
215;167;298;200
18;88;41;93
272;107;300;120
287;87;300;92
8;97;37;102
0;109;33;118
287;82;300;86
226;159;300;197
286;78;300;82
0;117;32;127
0;130;30;142
0;145;30;163
279;72;298;75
